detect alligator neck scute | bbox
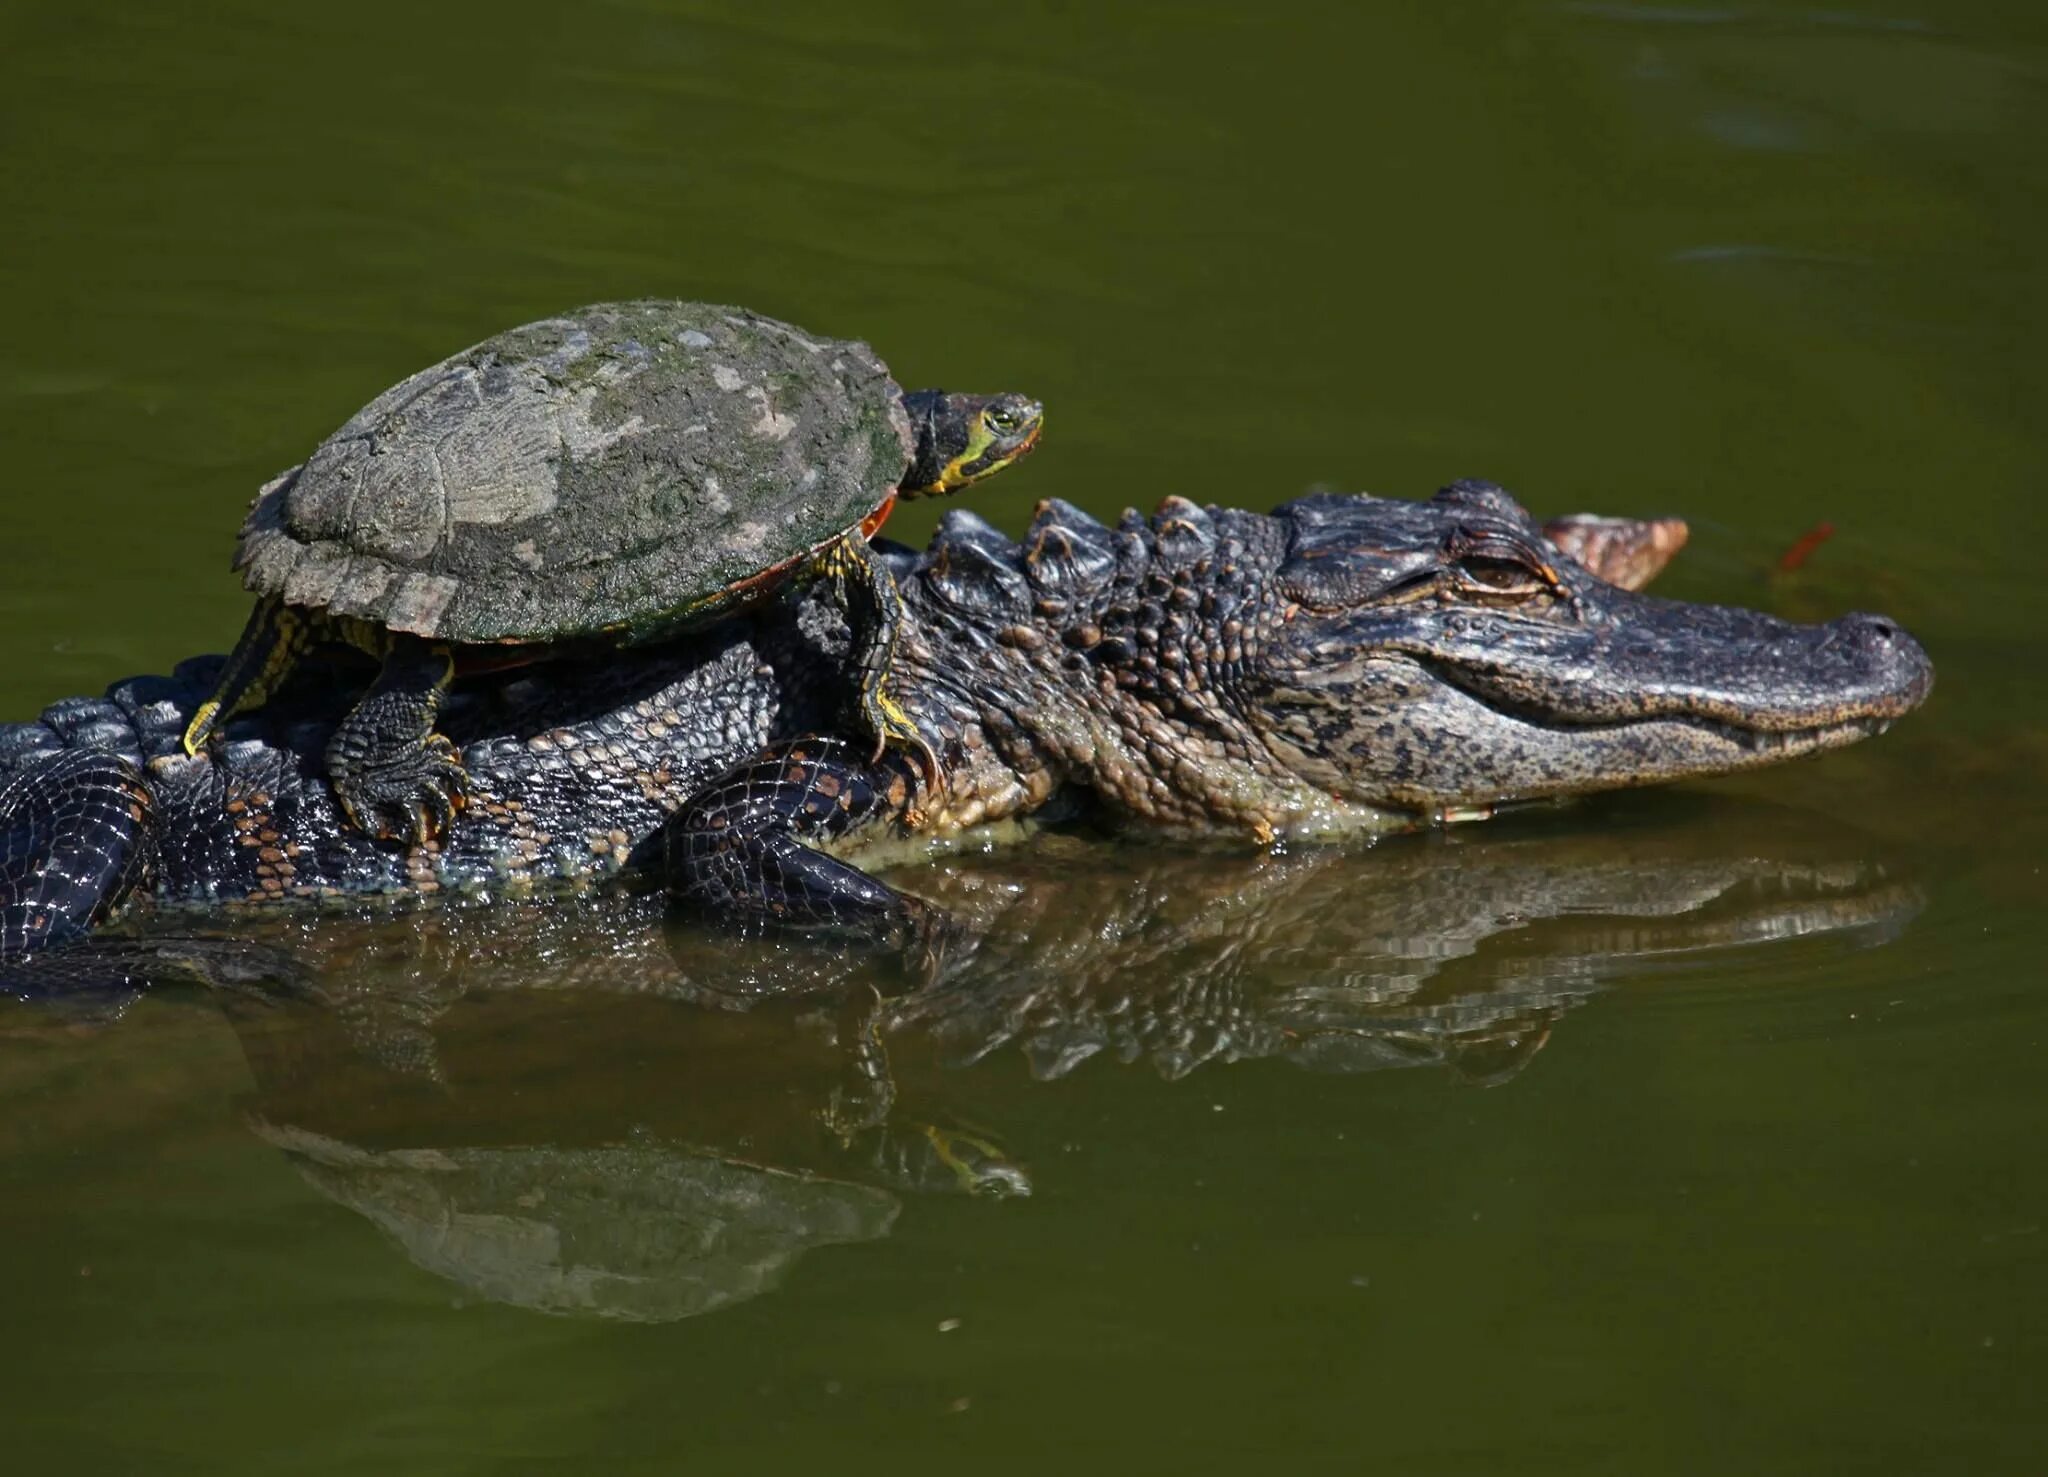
[891,498,1361,842]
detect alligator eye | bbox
[1455,556,1546,595]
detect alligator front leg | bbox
[663,737,938,947]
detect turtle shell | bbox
[233,301,917,643]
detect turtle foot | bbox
[333,735,468,846]
[861,690,943,800]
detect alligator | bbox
[0,480,1931,981]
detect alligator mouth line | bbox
[1617,709,1900,756]
[1417,661,1903,754]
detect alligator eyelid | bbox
[1452,562,1541,593]
[1447,524,1522,555]
[1379,570,1446,604]
[1285,564,1441,610]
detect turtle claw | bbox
[862,694,943,799]
[876,731,943,798]
[415,748,468,834]
[334,739,468,847]
[909,736,944,796]
[404,803,439,846]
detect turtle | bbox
[180,300,1044,843]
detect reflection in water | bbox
[248,1125,902,1324]
[199,797,1918,1322]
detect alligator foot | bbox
[663,737,939,951]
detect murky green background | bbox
[3,1,2045,1471]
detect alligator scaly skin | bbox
[0,616,837,911]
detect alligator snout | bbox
[1813,611,1935,720]
[1842,611,1933,688]
[1257,540,1937,814]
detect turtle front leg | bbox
[812,534,942,792]
[323,639,468,845]
[182,596,319,754]
[664,736,947,954]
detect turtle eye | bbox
[984,406,1019,435]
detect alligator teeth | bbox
[1436,804,1496,825]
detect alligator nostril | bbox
[1835,613,1933,702]
[1843,613,1900,648]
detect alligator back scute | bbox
[925,509,1032,620]
[1150,496,1217,571]
[1021,499,1118,601]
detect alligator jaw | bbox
[1401,701,1909,809]
[1250,502,1933,818]
[1268,601,1933,816]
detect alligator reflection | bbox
[218,796,1919,1322]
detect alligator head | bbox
[1248,479,1932,818]
[908,479,1931,840]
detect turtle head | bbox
[899,390,1044,497]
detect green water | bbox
[3,1,2045,1471]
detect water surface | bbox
[2,2,2044,1472]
